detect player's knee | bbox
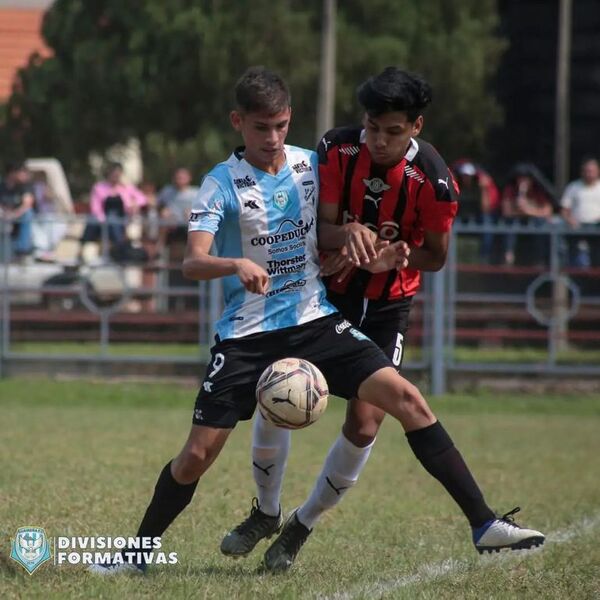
[343,414,382,447]
[172,446,213,483]
[396,381,434,421]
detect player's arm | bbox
[406,230,449,272]
[182,231,269,295]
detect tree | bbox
[0,0,505,187]
[335,0,506,161]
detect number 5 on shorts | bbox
[392,333,404,367]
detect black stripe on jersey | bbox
[341,152,361,216]
[410,138,457,203]
[380,177,410,299]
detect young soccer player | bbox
[222,67,545,572]
[91,66,543,575]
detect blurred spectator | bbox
[501,163,555,266]
[560,157,600,267]
[158,167,198,246]
[80,162,147,262]
[0,162,34,259]
[30,170,68,260]
[452,160,500,263]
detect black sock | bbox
[406,421,495,528]
[136,461,199,539]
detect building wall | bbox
[0,6,51,101]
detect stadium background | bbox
[0,1,599,598]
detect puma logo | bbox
[272,390,294,406]
[438,177,449,189]
[253,461,275,476]
[326,476,349,496]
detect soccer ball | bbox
[256,358,329,429]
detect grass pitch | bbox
[1,378,599,599]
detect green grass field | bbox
[1,378,600,599]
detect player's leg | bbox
[220,329,299,558]
[295,299,409,531]
[89,424,232,575]
[220,414,287,557]
[358,367,545,553]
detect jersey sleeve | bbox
[418,172,459,233]
[317,130,343,205]
[188,175,227,234]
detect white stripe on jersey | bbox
[189,145,336,340]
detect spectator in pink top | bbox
[89,162,147,222]
[80,162,147,259]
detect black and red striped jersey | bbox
[319,125,458,300]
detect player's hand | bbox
[344,222,378,266]
[234,258,270,295]
[367,240,411,273]
[320,248,352,277]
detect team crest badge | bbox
[273,190,289,211]
[10,527,52,574]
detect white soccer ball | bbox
[256,358,329,429]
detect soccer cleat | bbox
[263,510,312,572]
[473,507,545,554]
[220,497,283,557]
[87,553,146,576]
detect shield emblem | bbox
[273,190,289,211]
[11,527,52,574]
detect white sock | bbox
[296,432,375,530]
[252,413,291,517]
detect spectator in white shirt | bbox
[561,157,600,266]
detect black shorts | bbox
[193,314,391,428]
[326,291,412,371]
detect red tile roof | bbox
[0,8,51,100]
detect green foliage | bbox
[0,0,505,187]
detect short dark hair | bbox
[357,67,432,121]
[234,66,291,115]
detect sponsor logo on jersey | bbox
[273,190,289,210]
[266,279,307,297]
[291,160,313,174]
[266,255,306,276]
[233,175,257,189]
[362,177,391,193]
[303,180,316,204]
[244,199,259,209]
[342,211,401,241]
[250,217,314,246]
[189,212,201,222]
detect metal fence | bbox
[1,215,599,391]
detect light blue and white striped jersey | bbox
[188,145,336,340]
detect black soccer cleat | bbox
[221,497,283,557]
[263,510,312,572]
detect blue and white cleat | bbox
[473,507,545,554]
[88,553,146,576]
